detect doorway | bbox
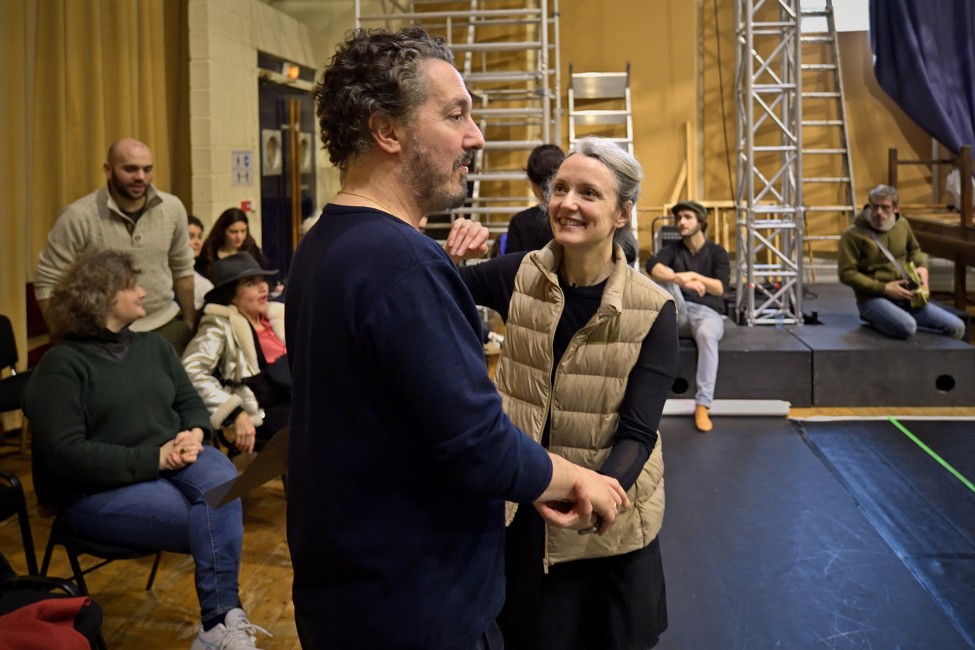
[258,79,316,280]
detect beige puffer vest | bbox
[495,242,672,570]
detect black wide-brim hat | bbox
[203,252,277,303]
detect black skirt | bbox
[498,506,668,650]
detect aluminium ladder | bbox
[567,62,639,266]
[799,0,856,281]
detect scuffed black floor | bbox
[800,418,975,648]
[655,416,973,649]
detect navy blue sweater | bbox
[286,205,553,649]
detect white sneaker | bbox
[191,608,270,650]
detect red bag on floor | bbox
[0,596,92,650]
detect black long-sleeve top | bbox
[458,252,678,489]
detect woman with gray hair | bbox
[451,136,678,648]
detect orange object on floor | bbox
[694,404,712,432]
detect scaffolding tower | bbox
[356,0,561,245]
[734,0,804,325]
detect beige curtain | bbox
[0,0,188,367]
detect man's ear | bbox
[369,112,401,154]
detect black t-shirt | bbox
[647,239,730,314]
[504,206,553,254]
[120,205,147,225]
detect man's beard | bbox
[680,221,701,239]
[402,133,472,214]
[870,212,896,232]
[109,170,146,201]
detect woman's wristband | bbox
[221,406,245,428]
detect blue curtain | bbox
[870,0,975,154]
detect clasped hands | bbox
[672,271,706,297]
[535,466,631,536]
[445,218,631,532]
[159,428,205,471]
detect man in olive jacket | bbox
[837,184,965,340]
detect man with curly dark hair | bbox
[286,26,630,649]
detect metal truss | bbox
[734,0,804,325]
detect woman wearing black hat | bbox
[182,252,288,454]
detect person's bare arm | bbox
[651,264,723,298]
[36,298,51,326]
[174,274,196,330]
[649,263,676,284]
[674,272,723,296]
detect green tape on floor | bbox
[889,416,975,494]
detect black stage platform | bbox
[657,415,975,649]
[669,283,975,407]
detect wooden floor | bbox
[2,404,974,648]
[0,449,299,649]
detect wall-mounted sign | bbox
[232,150,253,187]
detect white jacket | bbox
[181,302,286,430]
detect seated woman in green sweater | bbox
[23,249,268,650]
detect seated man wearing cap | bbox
[646,201,730,432]
[182,252,288,455]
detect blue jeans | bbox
[665,284,725,406]
[64,447,243,623]
[857,297,966,340]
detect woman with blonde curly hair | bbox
[25,249,268,650]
